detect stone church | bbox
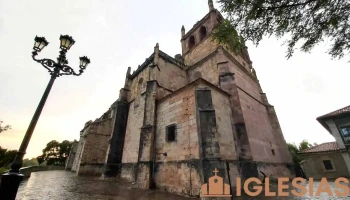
[67,1,294,196]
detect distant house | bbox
[299,105,350,179]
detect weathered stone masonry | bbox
[68,0,294,197]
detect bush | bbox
[0,167,8,174]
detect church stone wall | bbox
[187,56,219,86]
[257,163,294,179]
[207,84,237,160]
[120,96,146,180]
[156,85,172,100]
[226,58,262,101]
[129,68,150,102]
[71,136,85,172]
[156,57,187,91]
[184,38,218,66]
[238,90,277,163]
[156,85,198,161]
[65,141,78,170]
[154,85,201,196]
[222,46,251,72]
[78,119,113,175]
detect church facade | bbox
[67,1,294,196]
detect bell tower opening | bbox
[200,26,207,40]
[188,35,196,49]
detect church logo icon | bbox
[200,168,232,198]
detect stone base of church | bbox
[77,163,105,176]
[256,162,295,179]
[99,160,294,197]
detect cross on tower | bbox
[213,168,219,176]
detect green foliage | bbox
[0,120,11,133]
[22,158,39,167]
[0,167,8,174]
[36,140,73,166]
[0,146,17,168]
[212,19,246,55]
[215,0,350,60]
[287,139,315,165]
[299,139,313,151]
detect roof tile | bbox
[317,105,350,120]
[300,142,340,153]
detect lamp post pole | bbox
[0,35,90,200]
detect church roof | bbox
[128,50,187,79]
[299,142,340,154]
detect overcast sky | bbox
[0,0,348,159]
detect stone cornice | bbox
[186,47,219,71]
[236,86,266,107]
[221,47,258,82]
[157,78,230,104]
[128,50,187,80]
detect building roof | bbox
[316,105,350,133]
[317,105,350,121]
[299,142,340,154]
[128,50,187,79]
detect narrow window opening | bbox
[166,124,177,142]
[193,71,202,80]
[199,26,207,40]
[271,149,275,155]
[188,36,195,49]
[323,160,333,170]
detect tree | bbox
[36,140,73,166]
[287,142,302,164]
[0,146,17,168]
[299,139,313,151]
[214,0,350,60]
[287,139,315,165]
[0,120,11,133]
[22,158,39,167]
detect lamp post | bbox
[0,35,90,200]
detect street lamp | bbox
[0,35,90,200]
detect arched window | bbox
[199,26,207,40]
[188,35,195,49]
[138,78,144,94]
[193,71,202,80]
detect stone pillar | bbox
[217,48,258,183]
[195,88,229,188]
[326,119,346,148]
[265,101,293,164]
[134,80,157,189]
[208,0,214,11]
[103,100,129,178]
[181,26,186,55]
[65,141,78,170]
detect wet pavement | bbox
[16,171,194,200]
[15,171,350,200]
